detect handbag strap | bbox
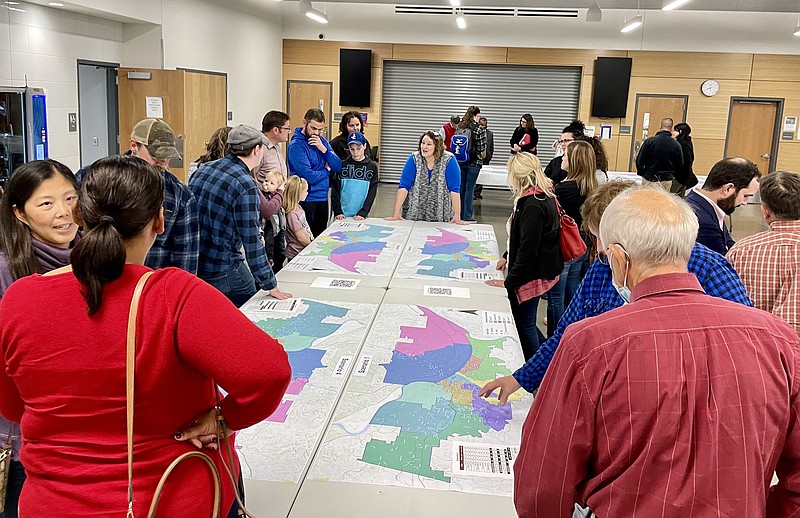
[127,271,154,518]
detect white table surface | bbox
[478,165,707,189]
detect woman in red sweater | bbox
[0,156,291,517]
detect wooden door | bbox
[287,81,333,141]
[726,99,779,174]
[628,95,688,171]
[184,71,227,179]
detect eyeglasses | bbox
[278,126,292,132]
[557,138,575,145]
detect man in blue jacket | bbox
[287,108,342,237]
[685,157,760,255]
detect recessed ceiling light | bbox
[662,0,691,10]
[450,0,461,6]
[5,1,21,5]
[7,6,26,11]
[49,2,65,6]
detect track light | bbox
[662,0,691,10]
[450,0,461,6]
[298,0,328,24]
[620,15,643,33]
[794,22,800,36]
[586,1,602,22]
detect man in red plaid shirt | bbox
[727,170,800,336]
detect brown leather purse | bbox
[0,426,11,513]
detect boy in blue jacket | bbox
[286,108,342,237]
[331,132,379,221]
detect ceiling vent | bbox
[395,5,579,18]
[516,8,579,18]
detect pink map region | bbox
[285,377,309,395]
[266,400,292,423]
[329,249,382,272]
[395,307,470,356]
[426,228,464,247]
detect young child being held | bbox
[283,175,314,261]
[331,131,379,221]
[262,170,287,273]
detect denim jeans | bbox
[459,162,481,220]
[0,460,25,518]
[546,250,589,337]
[507,287,545,360]
[203,261,257,308]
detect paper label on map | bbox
[310,277,361,290]
[452,443,518,478]
[331,222,366,230]
[354,355,373,377]
[475,230,494,241]
[333,356,353,377]
[241,298,300,313]
[457,270,502,281]
[285,256,325,271]
[481,310,514,336]
[424,285,471,299]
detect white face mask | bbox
[609,246,632,304]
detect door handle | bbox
[761,153,770,159]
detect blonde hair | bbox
[265,170,286,184]
[282,176,308,213]
[506,152,553,198]
[565,140,598,196]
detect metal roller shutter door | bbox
[379,60,582,183]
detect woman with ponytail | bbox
[0,159,79,518]
[0,156,291,517]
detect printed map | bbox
[306,304,530,495]
[281,220,410,276]
[237,298,377,482]
[394,224,503,283]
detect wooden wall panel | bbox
[776,142,800,172]
[751,55,800,83]
[691,138,726,175]
[748,80,800,117]
[615,135,633,172]
[184,72,227,182]
[627,51,753,80]
[506,48,626,69]
[283,40,392,67]
[391,44,508,64]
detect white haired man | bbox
[514,187,800,517]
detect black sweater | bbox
[510,127,539,154]
[505,193,563,289]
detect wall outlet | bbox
[68,113,77,132]
[92,136,98,146]
[227,111,233,121]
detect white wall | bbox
[282,3,800,55]
[1,3,123,171]
[160,0,284,129]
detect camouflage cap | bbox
[130,119,181,161]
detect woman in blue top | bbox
[386,131,465,224]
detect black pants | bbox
[299,200,329,238]
[0,460,25,518]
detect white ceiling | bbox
[317,0,800,13]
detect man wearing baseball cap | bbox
[331,131,379,220]
[189,124,292,307]
[75,118,199,274]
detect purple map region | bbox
[329,241,387,272]
[421,229,469,255]
[395,307,470,356]
[285,378,309,396]
[467,381,511,431]
[266,400,292,423]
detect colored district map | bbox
[283,220,410,275]
[394,224,503,282]
[237,298,377,482]
[307,304,531,495]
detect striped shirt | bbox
[727,220,800,336]
[514,273,800,518]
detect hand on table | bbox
[353,215,365,221]
[477,375,522,406]
[269,287,293,300]
[495,258,507,271]
[484,279,505,288]
[451,217,468,225]
[334,214,345,220]
[384,214,404,221]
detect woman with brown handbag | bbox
[0,156,291,517]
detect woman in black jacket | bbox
[485,152,563,359]
[510,114,539,155]
[671,122,697,197]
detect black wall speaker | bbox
[339,49,372,108]
[591,57,633,118]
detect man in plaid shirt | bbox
[479,180,753,402]
[76,119,199,274]
[728,170,800,336]
[189,125,292,307]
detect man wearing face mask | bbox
[685,157,760,255]
[479,180,751,404]
[75,118,199,274]
[513,187,800,518]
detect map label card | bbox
[481,310,515,336]
[310,277,361,290]
[424,285,471,299]
[285,256,325,271]
[354,355,373,377]
[242,298,300,313]
[333,355,353,377]
[475,230,495,241]
[457,270,503,281]
[331,221,366,230]
[452,443,518,479]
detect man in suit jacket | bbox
[685,157,760,255]
[635,118,683,189]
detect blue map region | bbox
[371,398,455,435]
[417,257,490,278]
[267,300,348,340]
[382,343,473,384]
[421,242,468,255]
[287,348,326,378]
[328,225,393,242]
